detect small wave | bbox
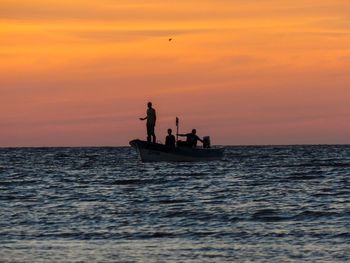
[292,210,339,220]
[30,232,114,240]
[333,232,350,238]
[285,172,323,180]
[138,232,178,239]
[292,162,350,168]
[251,209,287,222]
[137,231,233,239]
[78,162,96,169]
[170,172,208,177]
[111,179,156,185]
[164,210,193,218]
[54,153,71,158]
[157,199,187,204]
[0,195,18,201]
[0,180,38,186]
[313,191,350,198]
[312,193,334,197]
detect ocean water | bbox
[0,145,350,262]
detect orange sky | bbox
[1,0,350,146]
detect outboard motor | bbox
[203,136,211,148]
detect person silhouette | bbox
[165,128,176,148]
[140,102,156,143]
[177,129,203,147]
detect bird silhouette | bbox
[169,38,172,41]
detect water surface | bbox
[1,145,349,262]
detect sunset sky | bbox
[1,0,350,146]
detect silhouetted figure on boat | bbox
[165,128,176,148]
[140,102,156,143]
[177,129,203,148]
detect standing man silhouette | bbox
[140,102,156,143]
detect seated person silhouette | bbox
[165,128,176,148]
[177,129,203,147]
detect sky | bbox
[1,0,350,146]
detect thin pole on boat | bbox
[176,117,179,142]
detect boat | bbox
[129,139,224,162]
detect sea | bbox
[0,145,349,262]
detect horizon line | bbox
[1,143,349,149]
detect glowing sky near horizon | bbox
[1,0,350,146]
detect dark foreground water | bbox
[0,145,350,262]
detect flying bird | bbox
[169,38,172,41]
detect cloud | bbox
[2,0,349,25]
[67,28,214,42]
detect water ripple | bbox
[0,145,350,262]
